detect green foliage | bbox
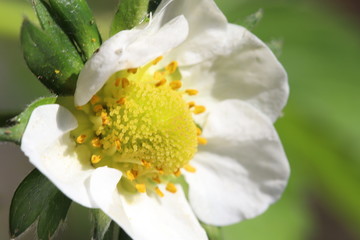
[9,169,72,240]
[110,0,149,36]
[48,0,102,60]
[201,223,223,240]
[0,97,56,144]
[21,19,83,95]
[91,209,113,240]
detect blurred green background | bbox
[1,0,360,239]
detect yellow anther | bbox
[115,78,121,87]
[197,137,208,145]
[155,187,164,197]
[174,169,181,177]
[141,160,152,168]
[135,184,146,193]
[154,71,165,81]
[91,38,97,42]
[157,168,164,175]
[185,89,199,96]
[91,155,102,164]
[152,56,163,65]
[90,95,101,105]
[188,101,195,108]
[115,139,121,150]
[127,68,138,74]
[54,69,60,74]
[184,164,196,173]
[153,176,161,184]
[91,138,101,148]
[155,79,167,87]
[196,127,202,136]
[93,105,103,113]
[76,134,86,144]
[166,183,177,193]
[193,105,206,114]
[116,97,126,105]
[101,112,109,125]
[126,170,137,181]
[170,80,182,90]
[165,61,178,74]
[76,106,83,110]
[122,78,130,88]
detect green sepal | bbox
[91,209,113,240]
[267,39,284,58]
[21,19,83,95]
[110,0,149,36]
[0,96,56,144]
[201,223,223,240]
[243,9,263,30]
[48,0,101,60]
[9,169,72,239]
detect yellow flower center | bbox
[69,57,207,196]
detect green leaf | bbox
[9,169,72,239]
[110,0,149,36]
[91,209,113,240]
[0,96,56,144]
[48,0,101,60]
[148,0,162,14]
[21,19,83,95]
[118,227,132,240]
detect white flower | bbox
[21,0,289,239]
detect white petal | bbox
[90,167,207,240]
[75,15,189,106]
[21,104,96,208]
[154,0,228,65]
[181,24,288,122]
[184,100,289,226]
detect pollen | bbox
[174,169,181,177]
[90,95,101,105]
[152,56,163,65]
[76,135,86,144]
[122,78,130,88]
[165,61,178,74]
[184,164,196,173]
[155,79,167,87]
[198,137,208,145]
[196,127,202,136]
[188,101,195,108]
[116,97,126,105]
[155,187,164,197]
[170,80,182,90]
[185,89,199,96]
[127,68,138,74]
[91,155,102,164]
[93,105,103,113]
[166,183,177,193]
[135,184,146,193]
[193,105,206,114]
[54,69,60,74]
[91,138,101,148]
[126,170,137,181]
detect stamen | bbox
[54,69,60,74]
[193,105,206,114]
[188,101,195,108]
[115,139,121,150]
[152,56,163,65]
[135,184,146,193]
[155,79,167,87]
[184,164,196,173]
[142,160,152,168]
[155,187,164,197]
[154,71,165,81]
[153,176,161,184]
[126,170,137,181]
[122,78,130,88]
[101,112,109,125]
[116,97,126,105]
[165,61,178,74]
[170,80,182,90]
[91,155,102,164]
[196,127,202,136]
[90,95,101,105]
[76,135,86,144]
[115,78,121,87]
[198,137,208,145]
[166,183,177,193]
[93,105,103,113]
[91,138,101,148]
[127,68,138,74]
[185,89,199,96]
[174,169,181,177]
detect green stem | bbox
[0,127,21,144]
